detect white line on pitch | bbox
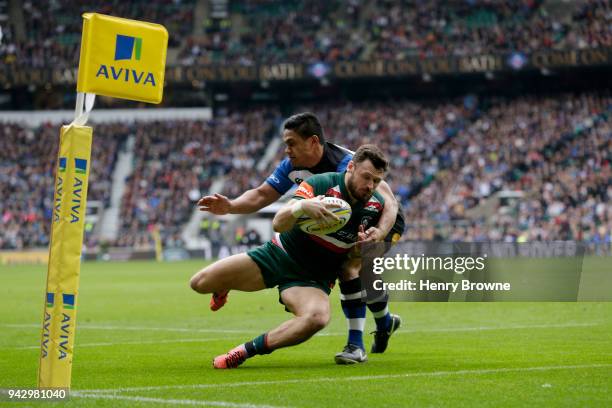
[13,337,244,350]
[2,323,255,334]
[72,392,288,408]
[423,322,601,332]
[2,321,599,337]
[11,322,598,350]
[79,363,612,394]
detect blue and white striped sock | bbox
[340,278,366,350]
[367,292,391,331]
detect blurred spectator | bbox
[2,94,609,252]
[4,0,610,68]
[0,121,124,249]
[116,108,280,248]
[402,93,611,244]
[3,0,194,68]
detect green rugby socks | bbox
[244,333,272,357]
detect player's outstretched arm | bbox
[198,182,281,215]
[273,197,340,233]
[368,180,399,241]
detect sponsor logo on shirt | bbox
[326,186,342,198]
[295,182,315,199]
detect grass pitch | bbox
[1,258,610,407]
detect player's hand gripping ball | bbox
[297,197,352,235]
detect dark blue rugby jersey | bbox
[266,142,353,195]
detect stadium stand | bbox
[2,92,609,250]
[400,93,611,243]
[3,0,610,67]
[2,0,195,68]
[116,108,279,248]
[366,0,612,60]
[1,1,610,255]
[0,121,124,249]
[258,92,610,244]
[182,0,612,64]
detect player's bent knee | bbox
[189,269,212,294]
[304,309,330,333]
[339,259,361,281]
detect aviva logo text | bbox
[95,33,156,86]
[115,34,142,61]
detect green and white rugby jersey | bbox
[276,171,384,282]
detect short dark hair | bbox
[283,112,325,144]
[353,144,388,172]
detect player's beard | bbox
[347,174,373,204]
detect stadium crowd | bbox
[2,0,610,68]
[400,93,611,244]
[0,121,124,249]
[1,92,610,250]
[367,0,612,60]
[498,112,611,246]
[248,92,610,246]
[295,99,472,203]
[180,0,612,64]
[116,109,279,248]
[1,0,195,68]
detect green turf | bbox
[0,259,610,407]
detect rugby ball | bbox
[297,197,352,235]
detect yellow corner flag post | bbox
[38,125,92,388]
[38,13,167,389]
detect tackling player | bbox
[198,113,404,363]
[191,145,389,368]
